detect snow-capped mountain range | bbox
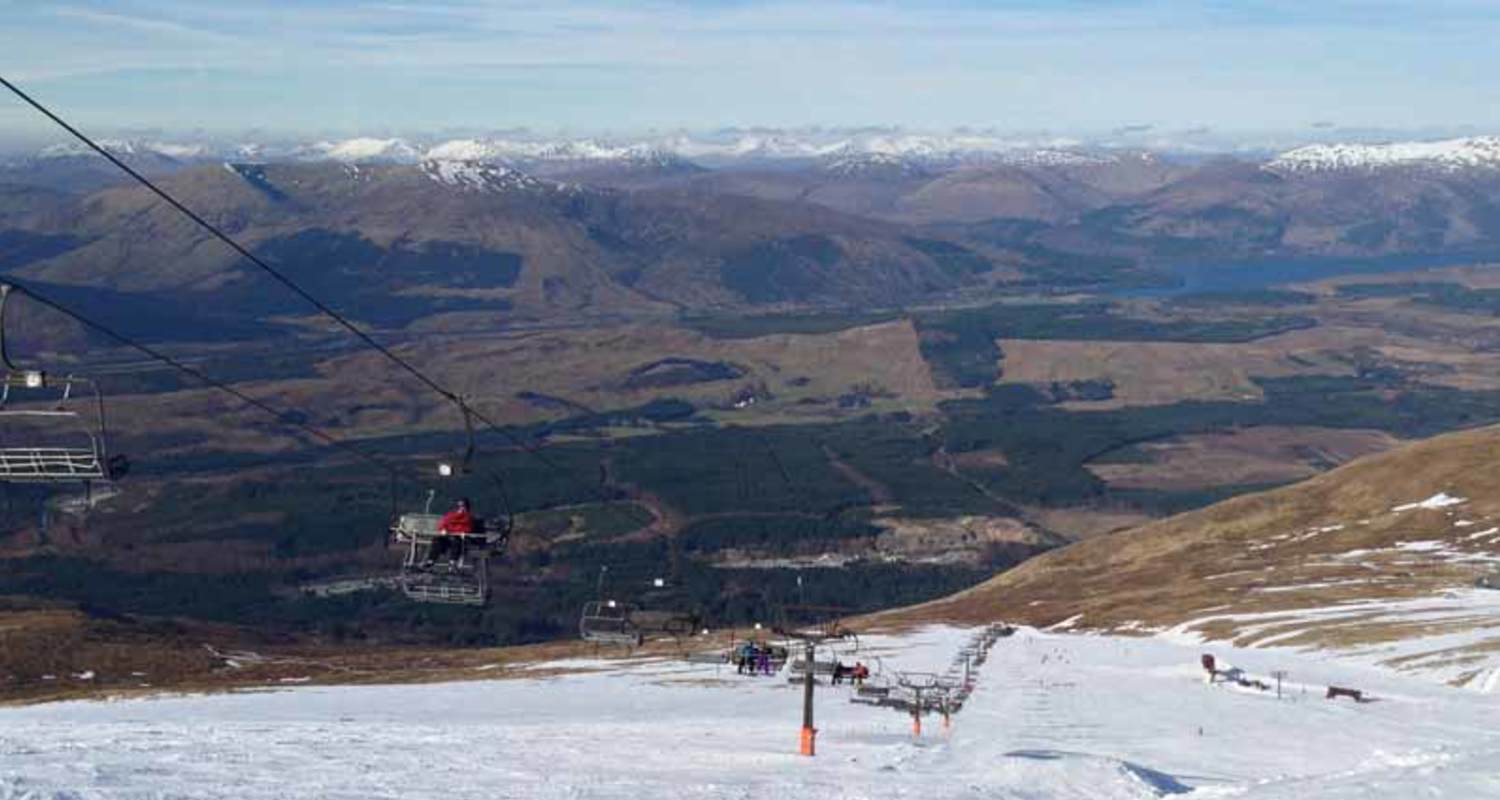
[302,137,422,163]
[424,138,685,166]
[36,139,210,161]
[419,159,546,193]
[13,132,1118,169]
[15,131,1500,178]
[1266,136,1500,174]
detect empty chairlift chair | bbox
[0,285,126,491]
[579,599,644,646]
[0,375,113,481]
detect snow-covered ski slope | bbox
[4,625,1499,799]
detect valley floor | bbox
[2,625,1499,799]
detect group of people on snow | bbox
[735,642,781,675]
[732,641,869,687]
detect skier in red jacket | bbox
[424,498,476,567]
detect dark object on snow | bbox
[1326,686,1364,702]
[1475,572,1500,590]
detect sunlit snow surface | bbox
[1267,136,1500,173]
[420,159,542,192]
[4,626,1500,799]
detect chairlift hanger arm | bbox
[459,399,477,473]
[0,285,48,401]
[0,283,21,374]
[486,469,515,537]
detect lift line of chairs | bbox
[1,283,716,623]
[2,282,518,607]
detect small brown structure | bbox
[1326,686,1363,702]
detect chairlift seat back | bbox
[627,609,698,636]
[393,512,491,546]
[395,512,443,537]
[787,658,840,675]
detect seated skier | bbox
[424,497,476,568]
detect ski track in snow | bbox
[4,626,1500,799]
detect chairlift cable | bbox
[1,279,396,478]
[0,75,613,506]
[0,76,456,407]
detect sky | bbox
[0,0,1497,146]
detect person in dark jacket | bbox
[736,642,755,675]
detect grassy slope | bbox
[880,423,1500,680]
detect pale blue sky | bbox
[1,1,1496,143]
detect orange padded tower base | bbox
[799,726,817,756]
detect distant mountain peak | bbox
[37,139,137,159]
[307,137,420,164]
[419,159,544,192]
[34,139,205,162]
[821,151,931,178]
[820,140,1119,173]
[423,138,511,163]
[1266,136,1500,174]
[998,148,1118,167]
[423,138,696,172]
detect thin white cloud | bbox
[50,6,240,41]
[1,0,1496,134]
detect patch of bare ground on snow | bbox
[0,602,715,705]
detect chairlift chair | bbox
[388,406,516,607]
[391,491,497,606]
[787,656,842,676]
[631,576,701,638]
[627,608,700,638]
[578,568,701,646]
[0,284,126,493]
[579,599,644,646]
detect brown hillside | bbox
[880,423,1500,684]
